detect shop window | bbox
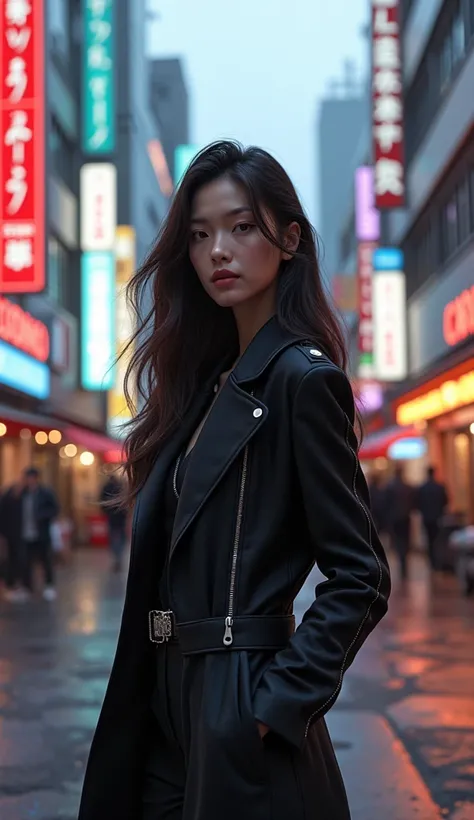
[452,6,466,67]
[48,236,73,309]
[457,177,471,244]
[441,196,459,260]
[49,117,75,191]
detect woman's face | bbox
[189,176,297,310]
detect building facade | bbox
[0,0,171,540]
[386,0,474,521]
[150,58,190,186]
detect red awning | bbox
[64,424,122,454]
[359,425,419,461]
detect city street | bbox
[0,549,474,820]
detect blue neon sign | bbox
[81,252,115,390]
[373,247,404,271]
[0,340,50,399]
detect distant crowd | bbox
[368,465,449,579]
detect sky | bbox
[147,0,369,229]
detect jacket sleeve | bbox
[253,364,391,748]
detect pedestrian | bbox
[385,466,415,580]
[416,466,448,570]
[100,472,128,573]
[21,467,59,601]
[0,479,28,602]
[368,472,388,535]
[78,140,390,820]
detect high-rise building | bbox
[317,62,367,284]
[150,58,190,185]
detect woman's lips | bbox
[211,270,240,288]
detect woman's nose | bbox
[211,237,232,263]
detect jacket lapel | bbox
[169,317,299,558]
[169,378,267,557]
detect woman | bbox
[79,141,390,820]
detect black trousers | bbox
[24,539,54,590]
[391,519,411,579]
[142,642,186,820]
[423,520,440,569]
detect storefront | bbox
[0,297,121,543]
[392,251,474,523]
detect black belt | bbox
[149,611,295,655]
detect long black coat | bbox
[79,318,390,820]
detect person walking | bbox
[21,467,59,601]
[385,466,415,580]
[78,140,390,820]
[0,480,28,602]
[368,473,388,535]
[417,466,448,570]
[100,473,128,573]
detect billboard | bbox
[80,163,117,251]
[372,247,407,381]
[0,0,45,292]
[83,0,115,154]
[107,226,136,437]
[81,251,115,390]
[371,0,405,209]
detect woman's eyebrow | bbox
[190,206,254,225]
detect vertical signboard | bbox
[372,247,407,381]
[355,167,380,378]
[0,0,45,292]
[81,251,115,390]
[107,226,136,437]
[372,0,405,209]
[83,0,115,154]
[357,242,377,377]
[80,163,117,251]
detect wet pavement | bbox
[0,548,473,819]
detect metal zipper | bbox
[223,444,250,646]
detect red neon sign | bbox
[0,295,49,361]
[0,0,45,292]
[443,286,474,347]
[372,0,405,209]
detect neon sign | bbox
[443,286,474,347]
[0,295,49,361]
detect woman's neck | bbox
[232,286,277,356]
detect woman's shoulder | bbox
[273,340,346,384]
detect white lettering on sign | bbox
[4,236,33,271]
[6,0,32,27]
[372,0,405,208]
[6,165,27,213]
[6,56,27,102]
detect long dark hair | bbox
[122,140,347,503]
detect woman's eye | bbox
[234,223,255,234]
[191,230,207,241]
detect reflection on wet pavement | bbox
[0,549,473,819]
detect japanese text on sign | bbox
[83,0,115,154]
[357,241,377,377]
[371,0,405,209]
[0,0,45,292]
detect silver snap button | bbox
[253,408,263,418]
[310,349,322,357]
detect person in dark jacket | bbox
[21,467,59,601]
[0,480,27,602]
[78,141,390,820]
[100,473,128,573]
[385,466,415,580]
[416,466,448,570]
[368,473,388,534]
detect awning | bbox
[64,424,122,454]
[0,404,61,436]
[359,425,419,461]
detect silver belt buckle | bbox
[149,610,175,644]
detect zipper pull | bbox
[223,616,234,646]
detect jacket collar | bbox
[232,315,300,384]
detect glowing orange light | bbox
[397,369,474,426]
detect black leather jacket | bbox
[79,317,390,820]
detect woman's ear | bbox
[282,221,301,260]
